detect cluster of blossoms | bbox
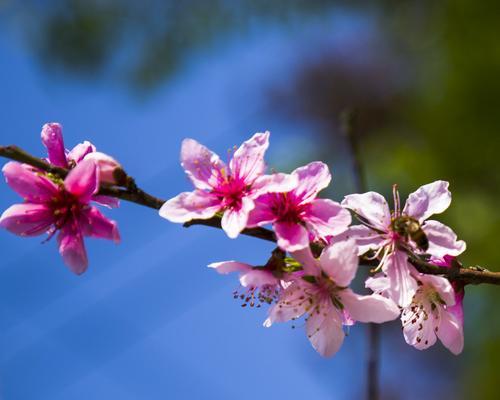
[0,127,467,357]
[160,132,466,356]
[0,123,122,274]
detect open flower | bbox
[264,240,399,357]
[159,132,297,238]
[342,181,466,307]
[0,159,120,274]
[41,122,122,186]
[399,273,464,354]
[247,162,351,252]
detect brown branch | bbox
[2,144,500,285]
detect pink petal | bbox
[365,274,390,293]
[339,289,400,323]
[422,220,466,258]
[290,247,321,275]
[306,303,345,357]
[159,190,221,223]
[341,192,391,231]
[91,195,120,208]
[304,199,351,239]
[84,152,121,184]
[57,223,88,275]
[180,138,226,191]
[264,281,310,325]
[339,225,387,255]
[437,310,464,355]
[221,196,254,239]
[274,221,309,252]
[208,261,252,274]
[403,180,451,222]
[64,159,98,203]
[292,161,331,203]
[402,304,438,351]
[79,207,120,243]
[251,172,298,197]
[229,131,269,183]
[41,123,68,167]
[0,203,53,236]
[319,239,359,287]
[246,194,277,227]
[417,274,455,306]
[67,141,96,163]
[382,250,418,307]
[2,162,58,202]
[240,269,278,288]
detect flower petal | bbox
[339,289,400,323]
[319,239,359,287]
[290,247,321,275]
[84,151,121,184]
[208,260,252,274]
[67,141,96,163]
[264,281,310,325]
[64,159,98,203]
[403,180,451,222]
[422,220,466,258]
[274,221,310,252]
[0,203,53,236]
[230,131,269,183]
[159,190,221,223]
[2,162,58,202]
[246,194,278,227]
[41,123,68,167]
[417,273,455,306]
[251,172,298,197]
[79,207,120,243]
[382,250,418,307]
[180,138,226,190]
[240,269,278,288]
[340,224,388,255]
[221,196,254,239]
[437,309,464,355]
[91,195,120,208]
[305,199,351,239]
[306,303,345,357]
[402,303,438,351]
[57,224,88,275]
[342,192,391,231]
[292,161,331,203]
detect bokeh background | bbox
[1,1,499,399]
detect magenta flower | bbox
[209,260,282,307]
[247,162,351,252]
[264,240,399,357]
[41,122,122,186]
[399,273,464,354]
[159,132,297,238]
[0,159,120,274]
[342,181,466,307]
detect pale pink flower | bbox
[41,122,122,187]
[209,260,282,307]
[0,159,120,274]
[399,273,464,354]
[247,162,351,252]
[342,181,466,307]
[264,240,399,357]
[159,132,297,238]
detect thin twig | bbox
[1,144,500,286]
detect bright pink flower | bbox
[159,132,297,238]
[343,181,466,307]
[264,240,399,357]
[0,159,120,274]
[247,162,351,252]
[209,260,282,307]
[399,273,464,354]
[41,123,122,186]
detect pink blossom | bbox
[0,159,120,274]
[41,123,122,186]
[398,273,464,354]
[159,132,297,238]
[342,181,466,307]
[264,240,399,357]
[209,260,282,307]
[247,162,351,252]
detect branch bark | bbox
[1,144,500,286]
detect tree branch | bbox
[1,144,500,286]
